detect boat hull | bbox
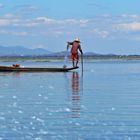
[0,66,79,72]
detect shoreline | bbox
[1,55,140,61]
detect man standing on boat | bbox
[67,38,83,67]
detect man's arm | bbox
[67,42,73,50]
[67,42,73,45]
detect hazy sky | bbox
[1,0,140,54]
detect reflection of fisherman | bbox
[72,72,79,95]
[71,72,80,118]
[67,38,83,68]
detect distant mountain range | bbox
[0,45,105,56]
[0,46,51,56]
[0,45,140,58]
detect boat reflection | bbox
[0,72,21,77]
[70,72,82,118]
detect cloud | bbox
[115,22,140,31]
[0,29,28,36]
[0,14,118,39]
[0,15,21,27]
[120,14,139,19]
[0,19,10,26]
[35,17,58,25]
[1,13,140,41]
[91,29,110,38]
[113,14,140,31]
[1,16,89,28]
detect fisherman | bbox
[67,38,83,67]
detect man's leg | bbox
[72,60,75,67]
[71,54,75,67]
[75,54,79,67]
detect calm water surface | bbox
[0,60,140,140]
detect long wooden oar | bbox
[81,53,83,76]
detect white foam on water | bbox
[32,127,36,130]
[36,118,44,123]
[12,127,18,132]
[14,120,20,124]
[75,122,80,126]
[18,110,23,114]
[65,108,71,112]
[38,129,48,135]
[30,121,33,125]
[49,85,54,89]
[0,117,5,120]
[38,94,42,97]
[31,116,36,119]
[111,107,116,111]
[13,96,17,99]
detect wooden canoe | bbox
[0,66,79,72]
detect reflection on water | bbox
[72,72,79,94]
[71,72,82,118]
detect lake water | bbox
[0,59,140,140]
